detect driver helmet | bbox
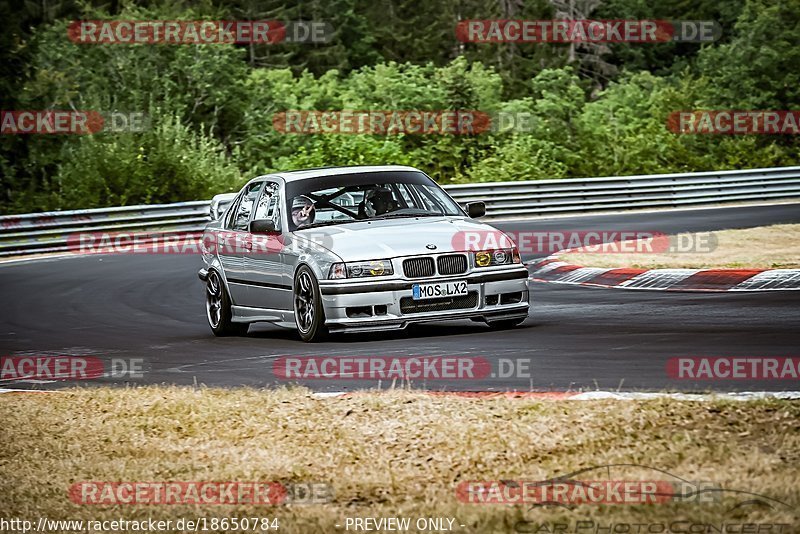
[364,187,395,217]
[291,195,315,227]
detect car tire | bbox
[206,270,249,337]
[294,265,328,342]
[486,317,526,330]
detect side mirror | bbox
[465,201,486,219]
[249,219,279,234]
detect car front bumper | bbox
[317,267,530,333]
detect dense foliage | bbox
[1,0,798,213]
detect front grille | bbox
[403,257,435,278]
[437,254,468,275]
[400,291,478,314]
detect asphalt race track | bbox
[2,203,799,393]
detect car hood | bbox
[294,217,508,261]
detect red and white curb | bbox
[527,256,800,291]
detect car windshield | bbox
[285,171,463,231]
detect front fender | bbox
[288,234,343,282]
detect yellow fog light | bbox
[369,261,386,275]
[476,251,491,267]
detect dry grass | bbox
[562,224,800,269]
[1,387,799,533]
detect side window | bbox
[232,182,263,231]
[253,182,280,221]
[224,194,243,230]
[271,195,282,232]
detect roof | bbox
[271,165,421,183]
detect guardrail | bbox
[0,201,209,257]
[445,166,800,218]
[1,166,799,257]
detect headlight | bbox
[473,247,520,267]
[329,260,394,279]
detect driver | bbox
[291,195,316,228]
[363,187,397,217]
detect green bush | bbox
[467,136,569,182]
[49,117,242,210]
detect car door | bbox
[241,181,292,311]
[219,180,263,305]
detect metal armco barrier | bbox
[1,166,799,257]
[0,201,209,257]
[445,166,800,218]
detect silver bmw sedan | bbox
[198,165,529,341]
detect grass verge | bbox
[561,224,800,269]
[1,387,798,533]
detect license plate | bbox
[412,280,468,300]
